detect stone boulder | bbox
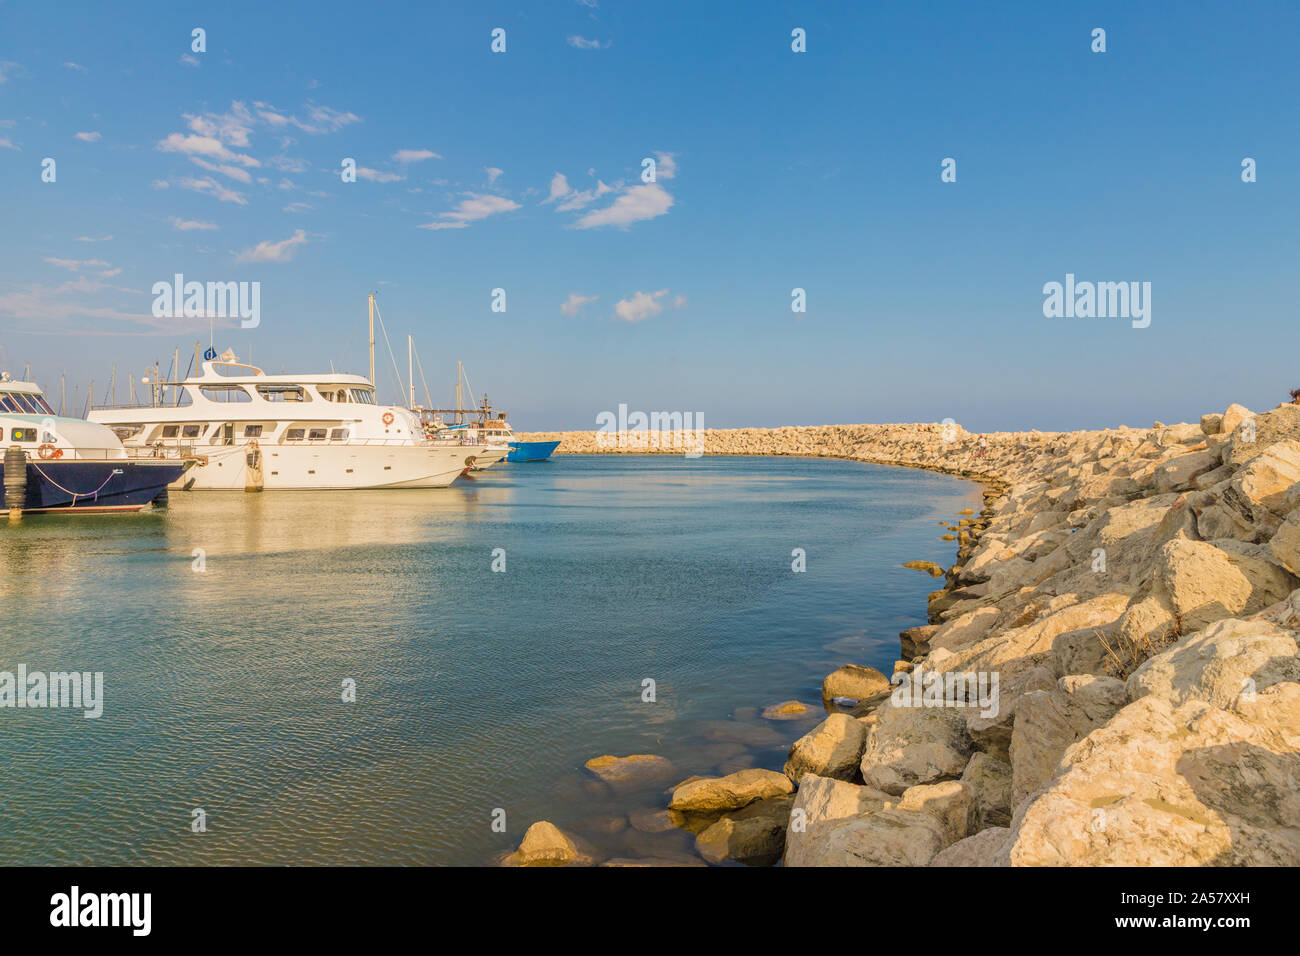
[1008,674,1128,807]
[503,821,595,867]
[930,826,1011,866]
[960,752,1013,829]
[783,713,867,784]
[782,773,894,867]
[1128,617,1300,708]
[695,795,794,866]
[668,768,794,814]
[1002,688,1300,865]
[859,699,972,794]
[584,754,677,791]
[821,664,891,703]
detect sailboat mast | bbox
[456,360,463,423]
[408,335,415,409]
[368,293,376,387]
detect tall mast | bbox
[456,360,463,422]
[408,335,415,409]
[368,293,376,387]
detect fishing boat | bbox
[0,373,191,513]
[87,351,487,490]
[416,364,560,464]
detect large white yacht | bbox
[88,354,487,490]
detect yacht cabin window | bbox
[286,428,305,441]
[244,425,264,437]
[162,425,180,438]
[256,385,309,403]
[307,428,327,441]
[182,425,202,438]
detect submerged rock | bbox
[694,795,795,866]
[669,768,794,814]
[502,821,595,867]
[821,664,891,703]
[584,754,676,791]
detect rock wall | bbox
[512,403,1300,866]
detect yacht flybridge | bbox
[88,354,488,490]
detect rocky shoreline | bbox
[506,409,1300,866]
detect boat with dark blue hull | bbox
[1,374,191,514]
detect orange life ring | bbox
[38,443,57,460]
[382,412,395,426]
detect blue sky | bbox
[2,1,1298,431]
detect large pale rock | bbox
[897,780,974,844]
[785,806,948,866]
[1128,617,1300,708]
[1152,449,1220,494]
[821,664,891,702]
[931,826,1011,866]
[503,821,593,867]
[694,795,794,866]
[1003,689,1300,865]
[1008,675,1128,807]
[1220,403,1254,440]
[782,773,893,867]
[1156,539,1252,631]
[1223,440,1300,527]
[859,699,972,794]
[960,751,1012,828]
[783,713,867,784]
[1269,512,1300,576]
[929,606,1000,654]
[669,768,794,813]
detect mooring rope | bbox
[29,462,119,506]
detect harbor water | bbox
[0,454,980,865]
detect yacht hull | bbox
[173,443,477,490]
[0,459,188,512]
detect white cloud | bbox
[158,132,259,169]
[45,257,110,272]
[151,179,170,189]
[613,289,672,323]
[0,137,20,151]
[188,157,254,182]
[556,179,614,211]
[418,193,520,230]
[178,176,248,205]
[654,151,677,179]
[485,166,503,184]
[0,61,23,84]
[63,62,88,73]
[393,148,440,164]
[561,293,598,316]
[572,182,674,229]
[355,167,404,183]
[545,172,570,202]
[170,217,219,231]
[235,229,309,264]
[567,36,606,50]
[74,131,101,143]
[74,235,113,242]
[282,202,313,214]
[179,54,200,67]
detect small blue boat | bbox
[507,440,561,463]
[1,375,190,514]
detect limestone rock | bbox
[859,699,972,795]
[503,821,594,867]
[695,795,794,866]
[669,768,794,814]
[960,752,1013,829]
[1008,674,1128,807]
[930,826,1011,866]
[782,773,894,867]
[584,754,676,791]
[821,663,891,703]
[1003,690,1300,865]
[1128,617,1300,708]
[784,713,868,784]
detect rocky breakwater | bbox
[511,405,1300,865]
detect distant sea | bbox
[0,454,980,865]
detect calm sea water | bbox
[0,454,979,865]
